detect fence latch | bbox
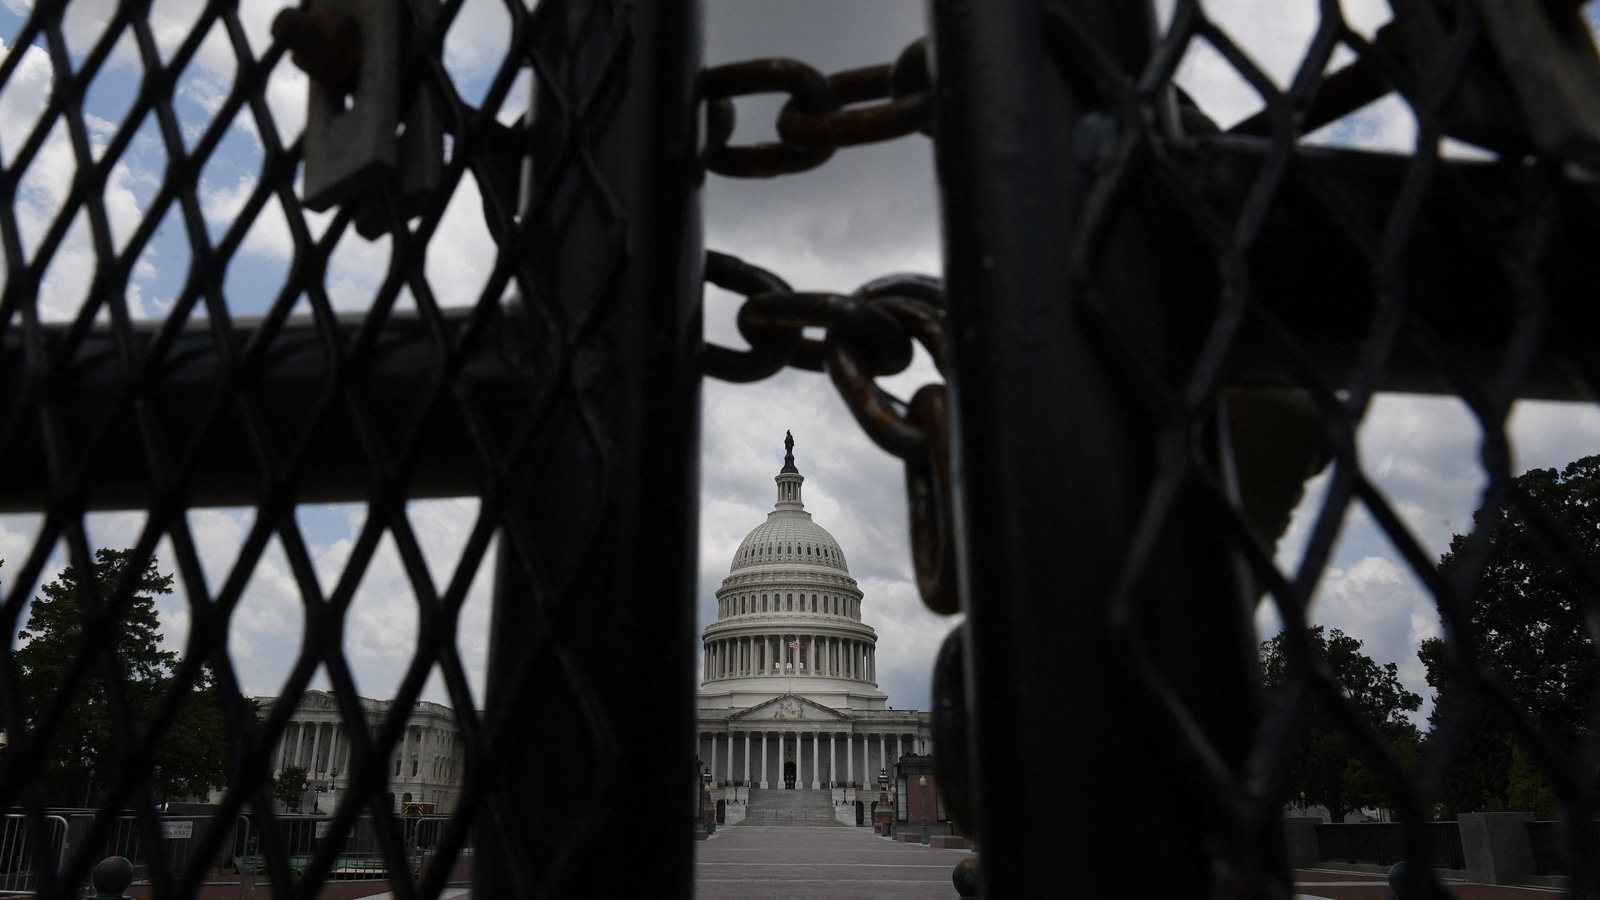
[274,0,443,237]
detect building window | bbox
[787,593,793,610]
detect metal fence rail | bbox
[3,0,1600,897]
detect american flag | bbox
[787,636,800,650]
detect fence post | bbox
[473,1,703,897]
[928,1,1280,894]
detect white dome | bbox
[699,433,884,712]
[731,515,849,574]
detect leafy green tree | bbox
[1262,626,1422,823]
[274,765,309,813]
[11,549,232,805]
[1419,455,1600,818]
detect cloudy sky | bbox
[3,0,1599,726]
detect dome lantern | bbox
[776,430,804,510]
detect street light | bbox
[919,775,929,845]
[889,782,898,840]
[701,766,714,836]
[877,768,889,837]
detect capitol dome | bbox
[729,497,849,575]
[699,433,886,712]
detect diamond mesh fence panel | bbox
[0,1,699,898]
[931,0,1600,896]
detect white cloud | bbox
[0,36,51,167]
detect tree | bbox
[1419,455,1600,818]
[1262,626,1422,823]
[11,549,233,806]
[274,765,309,813]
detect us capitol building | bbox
[695,434,932,812]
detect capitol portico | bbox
[695,435,932,805]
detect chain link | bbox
[704,40,932,178]
[703,252,959,616]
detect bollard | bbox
[1388,860,1410,899]
[952,856,979,899]
[93,857,134,899]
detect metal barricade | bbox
[0,816,66,896]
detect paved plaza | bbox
[694,825,973,899]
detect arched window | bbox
[811,594,818,611]
[805,545,811,555]
[787,593,793,610]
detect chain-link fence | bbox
[3,0,1600,897]
[0,0,699,896]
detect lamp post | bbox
[889,783,898,840]
[919,775,929,845]
[877,768,889,837]
[702,766,714,835]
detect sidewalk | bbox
[1294,869,1563,899]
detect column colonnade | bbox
[697,728,929,789]
[702,634,878,683]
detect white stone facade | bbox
[258,690,464,814]
[697,436,932,792]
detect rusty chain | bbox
[703,251,958,616]
[699,41,952,613]
[703,40,932,178]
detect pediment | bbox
[730,694,845,723]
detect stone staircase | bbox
[739,789,844,826]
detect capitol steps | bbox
[739,788,845,826]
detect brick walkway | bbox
[695,824,973,899]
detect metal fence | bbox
[2,0,1600,897]
[1530,821,1600,878]
[1316,822,1466,871]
